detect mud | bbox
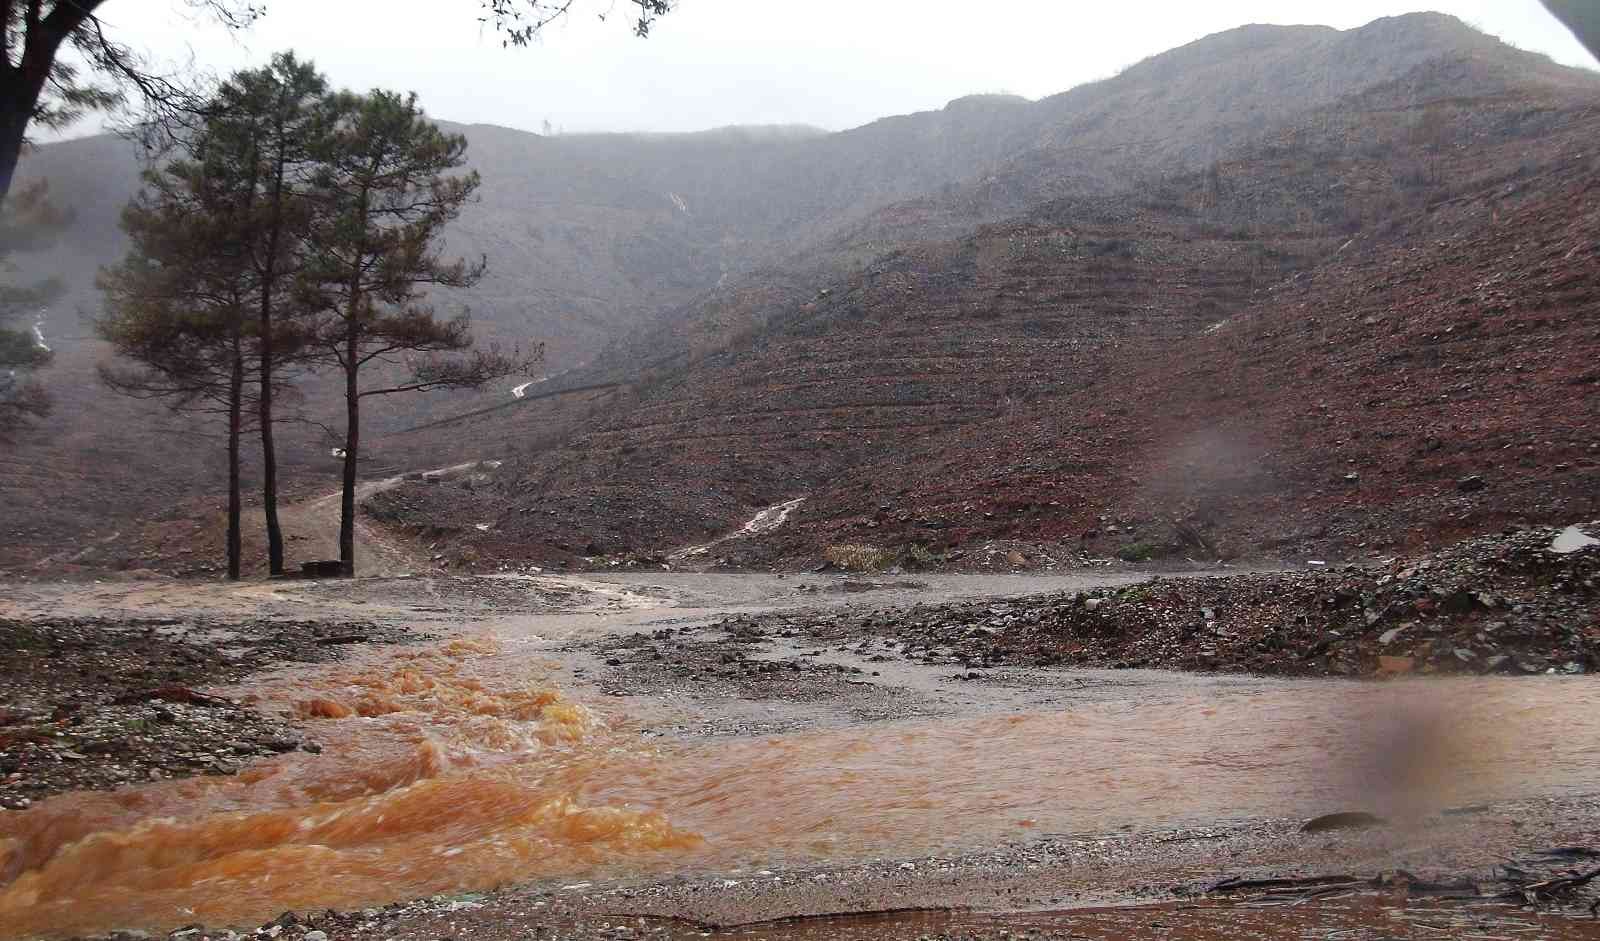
[0,616,427,807]
[3,567,1600,941]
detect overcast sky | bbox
[84,0,1598,138]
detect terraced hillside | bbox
[367,38,1600,570]
[777,130,1600,565]
[9,13,1599,576]
[581,12,1584,385]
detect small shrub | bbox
[1116,542,1158,562]
[824,544,897,571]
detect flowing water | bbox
[3,631,1599,939]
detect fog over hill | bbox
[4,11,1598,574]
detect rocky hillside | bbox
[366,24,1600,571]
[7,12,1599,576]
[578,13,1583,386]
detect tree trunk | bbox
[258,286,283,574]
[0,101,26,208]
[338,327,360,577]
[257,127,289,576]
[0,9,97,207]
[226,331,244,581]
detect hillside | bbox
[0,87,1059,572]
[5,12,1598,576]
[363,25,1600,571]
[776,125,1600,565]
[574,12,1594,388]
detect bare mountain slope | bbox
[570,13,1596,395]
[0,97,1057,572]
[777,142,1600,564]
[6,13,1598,574]
[369,37,1600,570]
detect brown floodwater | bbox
[3,635,1598,939]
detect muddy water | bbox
[2,635,1597,939]
[0,639,697,938]
[643,679,1597,857]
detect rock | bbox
[1377,626,1406,646]
[1440,589,1476,615]
[1550,525,1599,555]
[1301,811,1387,833]
[1515,655,1549,674]
[1456,475,1487,492]
[1083,597,1103,612]
[1376,655,1414,676]
[303,932,328,941]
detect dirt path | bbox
[276,460,482,577]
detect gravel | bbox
[0,616,430,805]
[714,522,1600,678]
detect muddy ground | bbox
[4,544,1600,940]
[0,616,429,808]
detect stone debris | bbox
[0,616,428,806]
[723,522,1599,678]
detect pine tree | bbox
[211,53,326,576]
[98,139,258,580]
[300,89,529,576]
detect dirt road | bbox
[274,460,487,577]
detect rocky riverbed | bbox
[5,544,1600,941]
[0,616,429,807]
[708,522,1600,679]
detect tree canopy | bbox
[100,61,533,577]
